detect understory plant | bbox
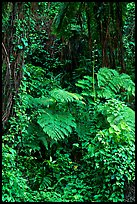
[2,2,135,202]
[2,65,135,202]
[74,68,135,202]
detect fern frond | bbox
[49,88,83,103]
[76,76,94,99]
[27,88,83,108]
[34,97,56,107]
[97,68,135,98]
[37,110,76,141]
[39,175,52,190]
[76,76,93,88]
[76,68,135,104]
[97,68,120,98]
[39,136,48,150]
[119,73,135,96]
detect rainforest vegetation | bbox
[2,2,135,202]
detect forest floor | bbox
[124,180,135,202]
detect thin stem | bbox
[92,53,96,102]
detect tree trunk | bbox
[85,3,92,55]
[116,2,126,73]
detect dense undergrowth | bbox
[2,2,135,202]
[3,63,135,202]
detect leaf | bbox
[120,122,127,130]
[88,144,95,157]
[111,124,120,132]
[17,45,23,49]
[97,68,135,99]
[37,110,76,141]
[50,88,83,103]
[107,116,114,123]
[33,97,56,107]
[21,38,28,47]
[73,143,79,148]
[109,127,114,134]
[39,136,48,150]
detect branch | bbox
[2,42,11,76]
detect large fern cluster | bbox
[28,88,83,108]
[76,68,135,101]
[76,67,135,143]
[50,88,83,103]
[25,88,83,149]
[97,68,135,99]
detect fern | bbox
[119,73,135,96]
[33,97,56,108]
[49,88,83,103]
[39,175,52,190]
[24,88,83,149]
[27,88,83,108]
[76,76,95,100]
[76,67,135,101]
[76,76,93,90]
[39,135,49,150]
[37,110,76,141]
[97,68,135,99]
[76,68,135,143]
[97,68,119,88]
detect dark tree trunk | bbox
[85,3,92,56]
[2,2,25,128]
[116,2,126,73]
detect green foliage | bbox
[2,2,135,202]
[123,2,135,81]
[97,68,135,98]
[75,68,135,202]
[2,143,32,202]
[76,75,95,102]
[76,67,135,103]
[2,2,12,29]
[9,64,84,153]
[50,88,83,103]
[52,2,81,38]
[85,140,135,201]
[3,63,135,202]
[98,99,135,141]
[79,99,135,201]
[37,110,76,141]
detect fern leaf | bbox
[76,76,94,100]
[28,95,56,108]
[50,88,83,103]
[83,76,93,82]
[39,175,52,190]
[97,68,120,91]
[39,136,48,150]
[37,110,76,141]
[97,68,135,98]
[119,73,135,96]
[98,88,115,99]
